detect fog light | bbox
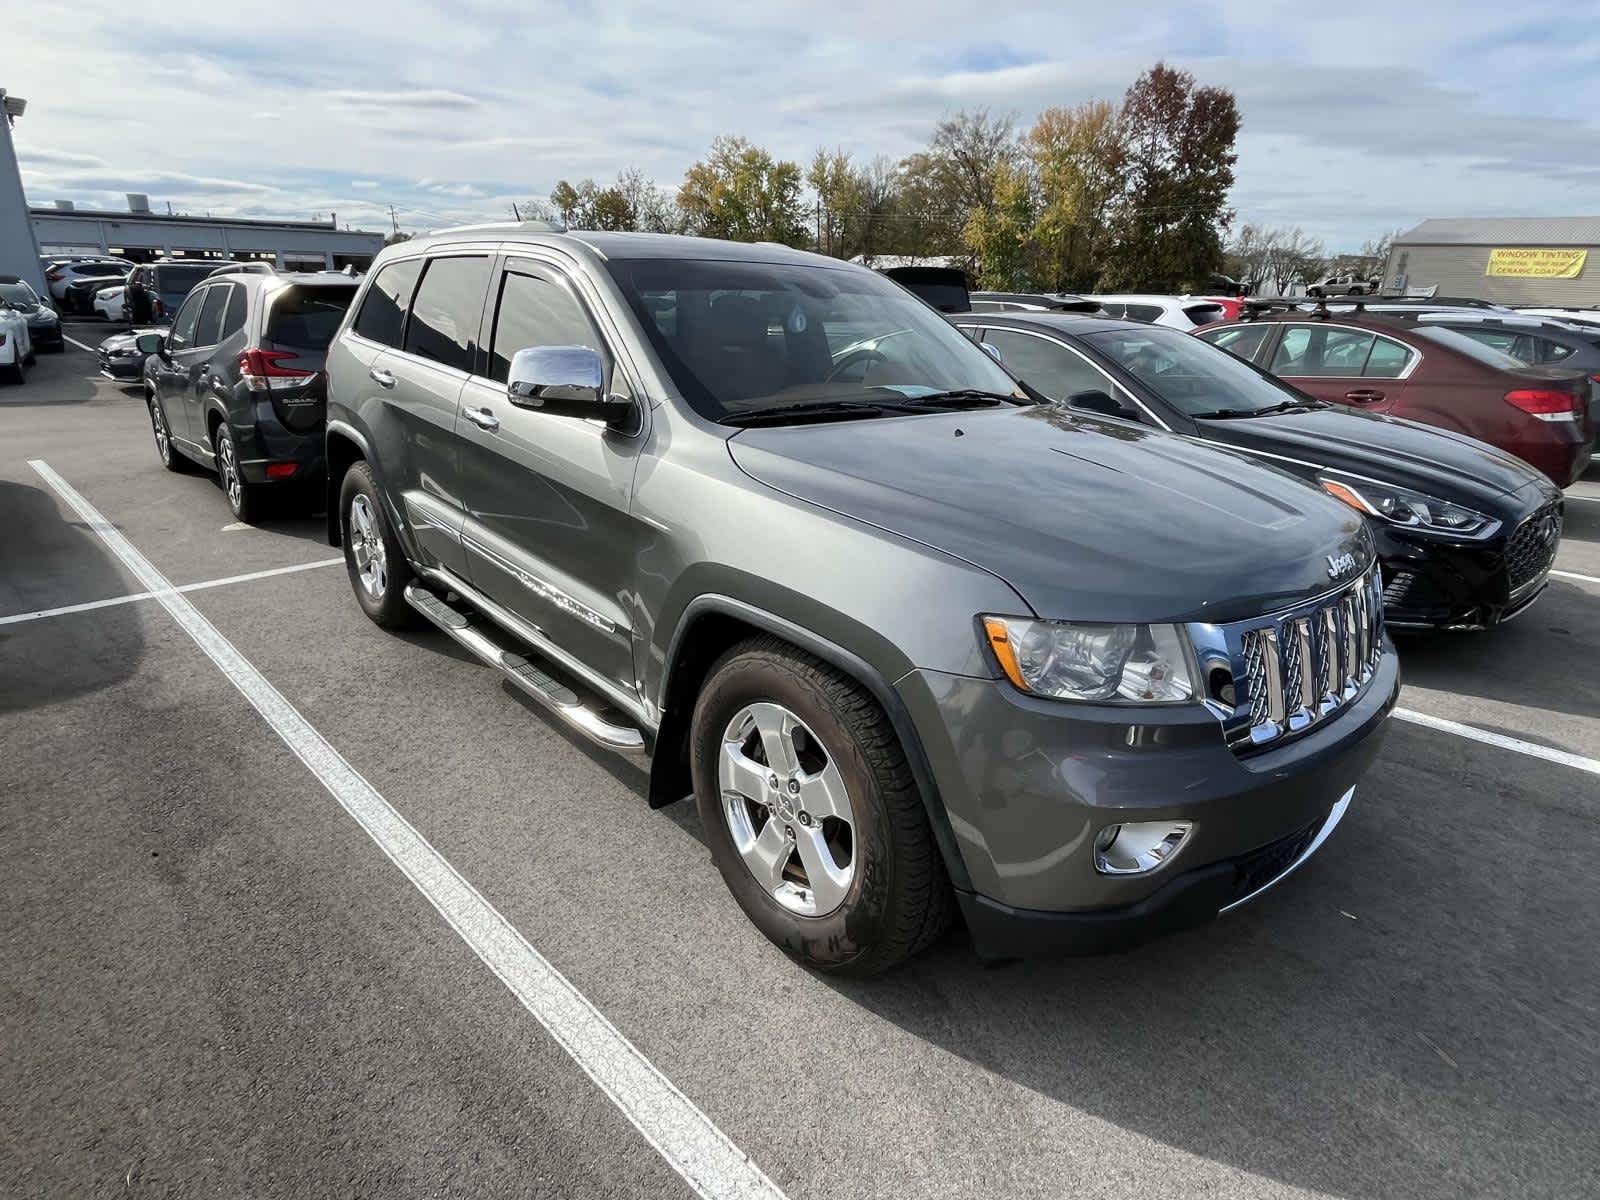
[1093,821,1193,875]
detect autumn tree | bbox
[963,161,1038,289]
[678,136,808,246]
[1025,100,1124,290]
[808,148,861,257]
[1099,63,1239,290]
[1227,224,1326,294]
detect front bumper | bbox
[1377,494,1563,630]
[897,644,1398,958]
[97,353,144,380]
[27,323,62,348]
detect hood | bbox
[728,405,1373,624]
[1198,407,1545,513]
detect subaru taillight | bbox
[1504,389,1580,422]
[240,348,315,391]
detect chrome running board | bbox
[403,583,647,757]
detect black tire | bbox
[212,422,264,523]
[147,393,196,473]
[690,636,954,976]
[1,359,21,385]
[23,349,36,366]
[338,460,418,629]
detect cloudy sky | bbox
[7,0,1599,250]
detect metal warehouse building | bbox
[1382,217,1600,306]
[30,198,384,273]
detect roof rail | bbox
[432,217,568,235]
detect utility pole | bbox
[815,199,822,256]
[388,203,400,236]
[510,201,521,221]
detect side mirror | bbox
[1068,388,1137,420]
[979,341,1004,365]
[506,345,633,427]
[134,332,165,356]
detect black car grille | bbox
[1505,501,1562,596]
[1225,564,1384,752]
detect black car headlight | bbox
[1320,477,1494,537]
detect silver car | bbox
[321,224,1396,974]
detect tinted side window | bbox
[982,330,1115,401]
[1364,335,1413,378]
[194,284,232,347]
[1123,304,1163,323]
[352,258,423,348]
[489,268,607,384]
[168,288,207,351]
[1200,324,1269,360]
[1271,326,1374,377]
[403,256,490,372]
[220,284,248,340]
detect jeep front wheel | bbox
[690,636,954,975]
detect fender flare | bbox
[659,593,973,893]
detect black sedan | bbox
[952,312,1565,630]
[97,328,162,381]
[0,275,63,351]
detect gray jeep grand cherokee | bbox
[324,224,1397,975]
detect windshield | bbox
[603,257,1020,422]
[0,282,39,305]
[1082,325,1306,416]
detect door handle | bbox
[369,367,395,388]
[463,405,500,431]
[1344,388,1385,404]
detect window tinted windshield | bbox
[0,282,39,305]
[1083,325,1303,416]
[266,285,358,350]
[603,258,1018,421]
[153,264,218,290]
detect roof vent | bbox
[126,193,150,214]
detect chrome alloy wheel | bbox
[347,493,388,600]
[719,702,856,917]
[216,429,242,512]
[149,399,170,463]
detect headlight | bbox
[1320,477,1492,536]
[981,617,1194,703]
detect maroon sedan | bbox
[1199,311,1594,486]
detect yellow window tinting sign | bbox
[1485,248,1588,278]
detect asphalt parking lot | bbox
[3,323,1599,1199]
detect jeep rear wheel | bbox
[690,636,954,975]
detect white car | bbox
[1083,294,1228,330]
[0,301,35,384]
[42,257,133,304]
[92,285,126,322]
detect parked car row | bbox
[0,275,62,384]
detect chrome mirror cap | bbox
[506,345,603,407]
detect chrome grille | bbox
[1195,564,1385,753]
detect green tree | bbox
[1098,63,1239,290]
[963,161,1037,289]
[808,147,862,257]
[1025,100,1124,290]
[678,136,808,245]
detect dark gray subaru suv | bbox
[323,225,1397,975]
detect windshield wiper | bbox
[720,398,924,427]
[1191,400,1321,419]
[901,388,1031,408]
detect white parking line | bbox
[0,558,343,626]
[27,459,785,1200]
[1552,568,1600,586]
[63,334,98,353]
[1395,708,1600,777]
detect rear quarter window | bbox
[352,258,424,348]
[266,285,358,351]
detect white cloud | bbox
[5,0,1600,247]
